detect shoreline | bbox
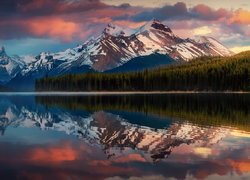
[0,91,249,96]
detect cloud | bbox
[30,143,78,163]
[0,0,107,18]
[113,154,146,163]
[133,2,189,22]
[193,26,212,35]
[190,4,230,21]
[0,0,141,41]
[27,18,80,41]
[132,2,231,22]
[230,130,250,138]
[193,147,212,158]
[0,17,88,41]
[230,9,250,25]
[229,160,250,174]
[0,0,250,53]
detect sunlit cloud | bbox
[193,26,212,35]
[230,45,250,53]
[230,130,250,138]
[113,154,146,163]
[229,160,250,173]
[27,18,80,42]
[30,143,78,163]
[230,9,250,25]
[0,0,250,54]
[193,147,212,158]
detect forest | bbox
[36,51,250,91]
[37,94,250,131]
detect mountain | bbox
[107,53,176,73]
[37,51,249,91]
[0,97,228,161]
[1,19,233,89]
[0,47,24,84]
[72,19,232,71]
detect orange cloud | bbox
[230,9,250,25]
[114,20,146,28]
[27,18,80,41]
[114,154,146,163]
[30,144,77,163]
[229,160,250,174]
[90,17,112,24]
[89,153,146,166]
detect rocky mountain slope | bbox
[0,19,233,86]
[0,47,24,84]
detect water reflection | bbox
[0,94,249,180]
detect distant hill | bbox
[36,51,250,91]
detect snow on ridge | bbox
[0,104,230,161]
[103,23,135,37]
[194,36,233,56]
[0,20,233,83]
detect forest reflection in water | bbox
[37,93,249,131]
[0,93,249,180]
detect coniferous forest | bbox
[36,51,250,91]
[37,94,250,131]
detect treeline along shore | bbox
[36,51,250,91]
[37,94,250,131]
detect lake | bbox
[0,93,249,180]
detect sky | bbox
[0,0,250,55]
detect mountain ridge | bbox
[36,52,249,91]
[0,97,230,161]
[0,19,233,88]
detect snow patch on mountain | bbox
[1,19,233,84]
[194,36,233,56]
[0,102,230,161]
[0,47,24,83]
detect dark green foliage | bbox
[36,51,250,91]
[106,53,175,73]
[37,94,250,131]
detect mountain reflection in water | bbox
[0,94,249,180]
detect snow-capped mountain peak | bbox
[103,23,122,35]
[138,19,173,34]
[102,19,174,38]
[0,46,23,84]
[1,20,233,86]
[103,23,135,37]
[194,36,233,56]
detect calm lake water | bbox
[0,93,249,180]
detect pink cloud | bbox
[26,18,80,42]
[30,143,78,163]
[113,20,146,28]
[191,4,230,21]
[230,9,250,25]
[0,0,249,50]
